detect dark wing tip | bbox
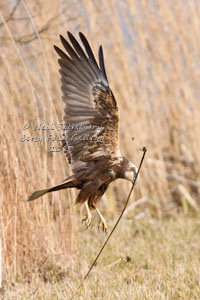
[99,45,108,82]
[59,34,64,42]
[60,34,68,48]
[54,44,63,56]
[79,32,99,69]
[60,34,78,59]
[54,45,69,60]
[67,31,88,60]
[79,31,84,39]
[67,31,73,38]
[67,31,74,42]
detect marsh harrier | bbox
[27,32,138,232]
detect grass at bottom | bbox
[2,213,200,300]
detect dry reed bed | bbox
[0,0,200,285]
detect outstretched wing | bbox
[54,32,120,172]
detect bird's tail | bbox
[26,175,78,202]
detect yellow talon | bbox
[82,202,92,229]
[98,221,107,234]
[82,216,92,229]
[96,207,107,234]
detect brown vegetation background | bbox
[0,0,200,286]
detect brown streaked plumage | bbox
[27,32,138,232]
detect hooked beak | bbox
[132,174,137,184]
[132,166,139,184]
[124,166,139,183]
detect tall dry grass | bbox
[0,0,200,284]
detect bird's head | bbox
[124,161,138,183]
[121,157,138,183]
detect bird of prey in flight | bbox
[27,32,138,233]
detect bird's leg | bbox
[96,208,107,233]
[82,201,92,229]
